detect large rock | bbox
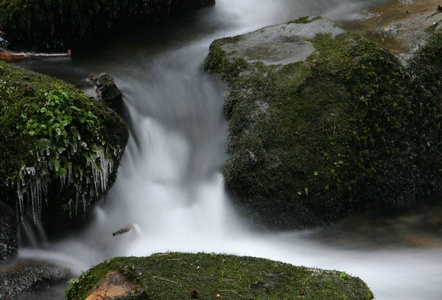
[0,61,128,235]
[0,260,71,299]
[0,0,215,50]
[65,252,373,300]
[205,16,442,229]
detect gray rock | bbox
[220,17,345,66]
[0,260,71,299]
[89,73,123,111]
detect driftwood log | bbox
[0,50,71,62]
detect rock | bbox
[0,0,215,50]
[89,73,123,113]
[65,252,374,300]
[0,260,71,299]
[0,201,18,260]
[0,37,8,49]
[347,0,442,64]
[0,61,129,235]
[205,16,442,229]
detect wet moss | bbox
[65,252,374,300]
[0,61,128,232]
[288,16,322,24]
[204,21,442,229]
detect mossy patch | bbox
[204,19,442,229]
[65,252,374,300]
[0,61,128,232]
[288,16,322,24]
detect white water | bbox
[16,0,442,299]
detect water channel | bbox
[13,0,442,299]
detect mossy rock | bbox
[204,17,442,229]
[0,61,128,233]
[65,252,374,300]
[0,0,215,50]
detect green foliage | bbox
[65,252,374,300]
[0,0,215,50]
[0,61,128,229]
[204,26,442,229]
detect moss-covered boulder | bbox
[65,252,374,299]
[0,0,215,50]
[204,17,442,229]
[0,60,128,233]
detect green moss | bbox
[65,252,374,300]
[204,23,442,229]
[0,61,128,230]
[288,16,322,24]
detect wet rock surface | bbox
[312,193,442,249]
[220,17,345,66]
[0,260,71,299]
[89,73,123,112]
[346,0,442,63]
[0,201,18,260]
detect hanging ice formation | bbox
[13,126,117,224]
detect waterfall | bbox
[15,1,442,299]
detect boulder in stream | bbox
[65,252,374,299]
[0,61,129,235]
[205,16,442,229]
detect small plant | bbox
[340,272,350,282]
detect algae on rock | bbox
[65,252,374,300]
[205,17,442,229]
[0,61,128,232]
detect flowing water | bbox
[12,0,442,299]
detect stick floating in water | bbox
[112,225,132,236]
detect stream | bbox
[13,0,442,299]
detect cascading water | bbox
[14,0,442,299]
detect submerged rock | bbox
[0,0,215,50]
[65,252,374,299]
[0,61,129,235]
[205,16,442,229]
[0,260,71,298]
